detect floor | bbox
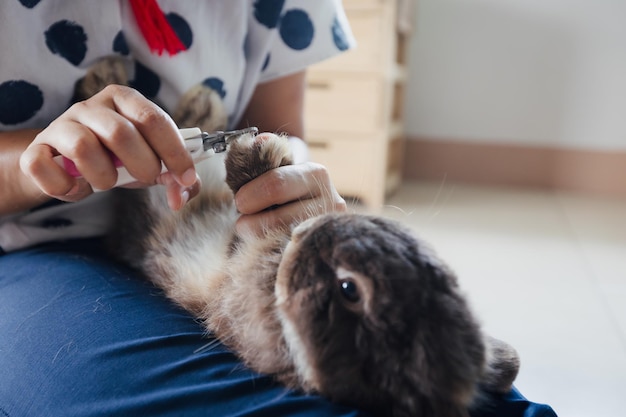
[354,180,626,417]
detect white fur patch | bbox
[276,306,319,390]
[275,239,319,390]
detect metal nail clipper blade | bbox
[196,126,259,154]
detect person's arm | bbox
[237,71,309,164]
[0,129,51,216]
[237,71,305,137]
[233,71,346,236]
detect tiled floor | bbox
[355,180,626,417]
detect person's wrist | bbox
[17,160,50,207]
[1,129,51,214]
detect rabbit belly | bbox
[138,156,239,316]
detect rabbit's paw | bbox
[225,132,293,194]
[73,56,130,102]
[173,84,228,133]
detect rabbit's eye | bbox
[339,279,360,303]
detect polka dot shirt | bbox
[0,0,355,252]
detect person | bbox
[0,1,556,416]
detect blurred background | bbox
[305,1,626,416]
[404,0,626,195]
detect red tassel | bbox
[129,0,186,56]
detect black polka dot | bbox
[45,20,88,66]
[332,16,350,51]
[18,0,41,8]
[261,53,271,71]
[130,61,161,99]
[166,13,193,50]
[254,0,285,29]
[279,9,314,51]
[0,80,43,125]
[202,78,226,99]
[113,31,129,55]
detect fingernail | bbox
[180,168,197,187]
[180,189,190,206]
[65,182,81,196]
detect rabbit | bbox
[75,56,521,417]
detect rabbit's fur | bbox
[76,57,520,417]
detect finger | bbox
[59,178,93,202]
[68,101,162,185]
[104,85,197,187]
[158,172,201,211]
[234,163,333,215]
[235,194,346,237]
[20,141,78,196]
[20,141,94,201]
[37,117,121,191]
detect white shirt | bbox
[0,0,355,252]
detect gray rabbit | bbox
[77,57,521,417]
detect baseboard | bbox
[403,137,626,197]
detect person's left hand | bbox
[232,162,346,236]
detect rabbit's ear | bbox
[480,336,520,394]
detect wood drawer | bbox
[343,0,389,10]
[312,8,387,73]
[307,136,385,207]
[305,74,384,134]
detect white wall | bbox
[404,0,626,151]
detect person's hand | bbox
[19,84,199,210]
[232,161,347,236]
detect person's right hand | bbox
[19,84,199,210]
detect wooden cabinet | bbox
[304,0,411,209]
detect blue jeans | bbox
[0,239,556,417]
